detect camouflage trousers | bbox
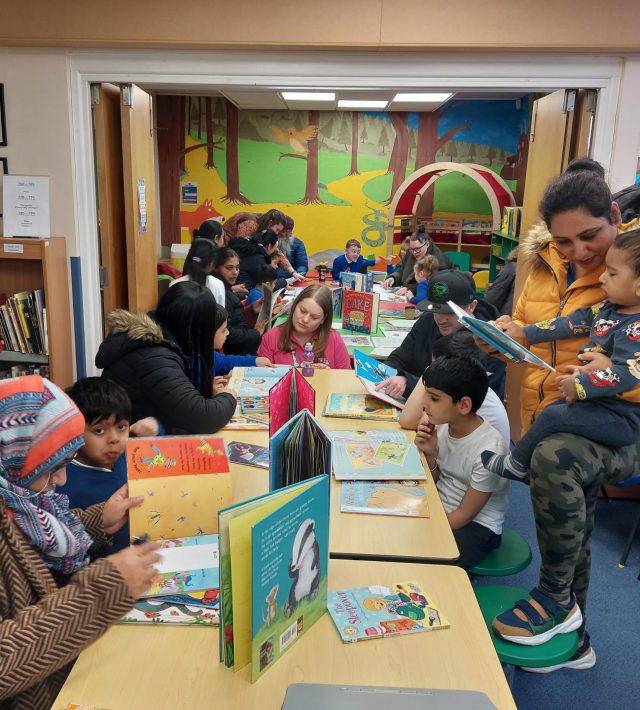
[530,433,640,630]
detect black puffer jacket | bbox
[228,237,270,291]
[95,310,236,434]
[385,299,506,399]
[217,278,262,356]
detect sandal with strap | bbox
[492,588,583,646]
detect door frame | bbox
[69,49,625,375]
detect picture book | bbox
[268,366,316,438]
[126,436,231,540]
[382,318,415,330]
[353,349,406,409]
[218,475,329,682]
[330,430,425,481]
[447,301,555,372]
[121,589,220,626]
[142,534,219,597]
[327,580,449,642]
[340,480,429,518]
[342,291,379,334]
[255,285,286,330]
[331,287,343,320]
[339,271,374,292]
[227,441,269,469]
[270,409,332,490]
[322,393,399,422]
[227,365,291,416]
[341,334,373,348]
[372,332,407,348]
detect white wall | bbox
[0,48,79,253]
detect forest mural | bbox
[156,96,530,259]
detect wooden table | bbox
[314,371,459,563]
[52,560,515,710]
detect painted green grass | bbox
[183,138,389,206]
[251,576,329,680]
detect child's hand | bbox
[290,272,305,282]
[414,413,438,456]
[102,484,144,535]
[556,369,580,403]
[383,277,395,289]
[501,320,525,341]
[232,284,248,295]
[130,417,160,437]
[395,287,409,297]
[212,375,230,395]
[255,357,275,367]
[252,297,264,314]
[493,315,513,331]
[575,351,613,372]
[218,387,238,400]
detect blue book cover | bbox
[250,475,329,681]
[353,349,398,383]
[327,581,449,642]
[330,430,425,481]
[339,272,358,290]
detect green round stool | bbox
[474,585,579,669]
[469,528,532,577]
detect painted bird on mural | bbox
[271,124,319,154]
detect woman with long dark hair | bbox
[170,238,225,305]
[96,281,237,434]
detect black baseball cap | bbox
[421,269,476,313]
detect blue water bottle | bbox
[301,342,315,377]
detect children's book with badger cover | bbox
[327,581,448,642]
[218,475,329,682]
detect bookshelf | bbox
[0,237,73,388]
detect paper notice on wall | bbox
[137,178,147,233]
[182,181,198,205]
[2,175,50,238]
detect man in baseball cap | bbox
[376,269,504,400]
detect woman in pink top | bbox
[258,284,351,369]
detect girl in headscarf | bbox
[0,375,160,709]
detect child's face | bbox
[599,246,640,306]
[78,414,129,469]
[414,267,427,283]
[264,280,276,291]
[421,386,459,426]
[345,245,361,261]
[214,320,229,349]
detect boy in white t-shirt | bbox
[414,354,509,569]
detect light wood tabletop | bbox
[52,559,515,710]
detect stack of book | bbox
[0,289,47,355]
[339,271,374,292]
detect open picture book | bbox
[447,300,555,371]
[353,349,406,409]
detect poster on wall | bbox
[182,181,198,204]
[2,175,50,238]
[0,158,7,221]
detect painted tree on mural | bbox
[213,98,226,135]
[179,97,187,174]
[378,124,390,155]
[337,114,351,151]
[349,112,360,176]
[387,112,409,202]
[486,144,496,166]
[223,99,251,205]
[274,111,322,204]
[360,122,368,144]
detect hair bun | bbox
[565,157,605,179]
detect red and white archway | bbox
[386,162,516,254]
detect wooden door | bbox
[507,89,578,441]
[120,83,158,313]
[91,83,128,323]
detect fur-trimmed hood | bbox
[519,220,552,264]
[103,309,164,343]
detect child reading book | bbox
[409,254,440,306]
[331,239,377,281]
[244,265,278,321]
[57,377,161,555]
[482,229,640,482]
[214,304,274,376]
[414,355,509,569]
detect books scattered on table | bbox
[126,436,231,540]
[341,334,373,348]
[372,331,407,347]
[219,475,329,681]
[448,300,555,371]
[323,393,399,422]
[330,430,425,481]
[382,318,415,331]
[340,480,429,518]
[340,271,374,292]
[354,349,406,409]
[121,588,220,626]
[270,409,332,490]
[327,581,449,642]
[369,346,396,358]
[227,441,269,469]
[342,291,379,334]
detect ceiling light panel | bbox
[338,100,388,109]
[393,93,453,102]
[281,92,335,101]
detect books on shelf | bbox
[322,393,399,422]
[501,206,522,237]
[126,435,231,540]
[270,409,332,490]
[219,475,329,681]
[342,291,379,334]
[0,289,47,356]
[447,300,555,371]
[340,480,429,518]
[330,430,425,481]
[353,349,406,409]
[327,580,449,642]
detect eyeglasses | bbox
[410,244,427,253]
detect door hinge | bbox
[99,265,109,288]
[90,84,100,107]
[563,89,577,114]
[122,84,133,108]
